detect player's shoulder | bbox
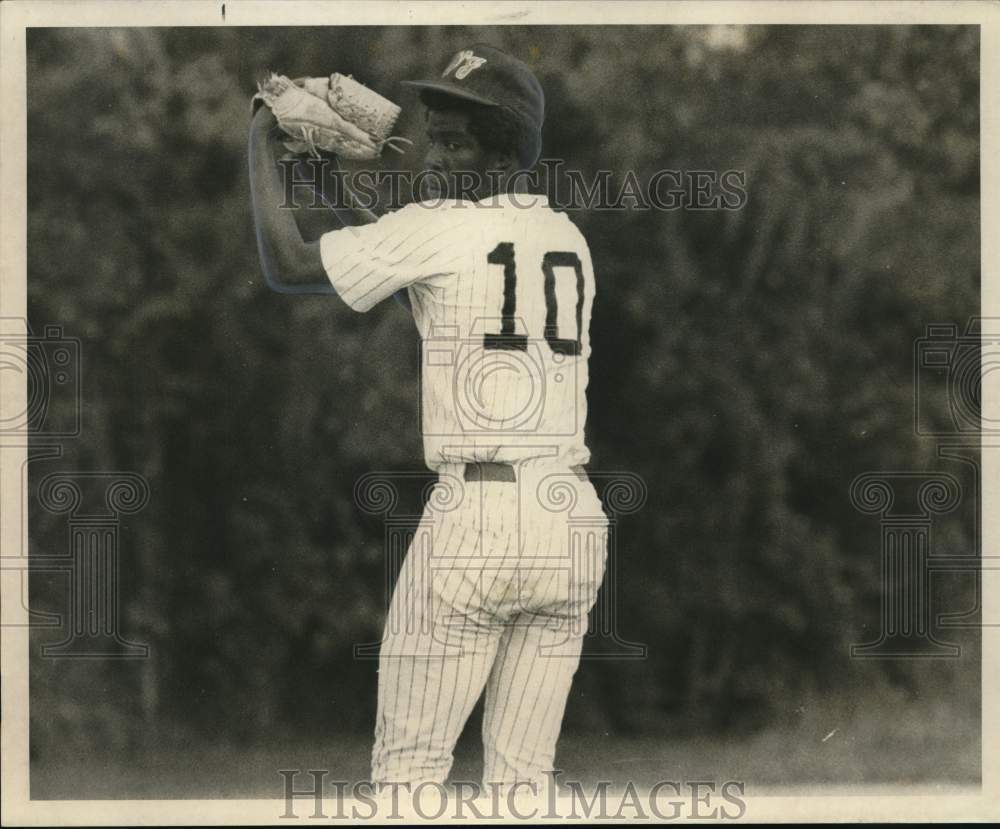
[363,199,478,249]
[406,197,469,211]
[488,193,582,228]
[388,198,482,231]
[546,202,587,236]
[385,198,464,221]
[529,197,592,251]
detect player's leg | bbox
[371,524,510,785]
[480,605,587,787]
[480,479,608,787]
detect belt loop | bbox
[464,462,516,483]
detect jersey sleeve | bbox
[319,203,468,312]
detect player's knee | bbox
[372,748,453,787]
[483,742,548,786]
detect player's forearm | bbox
[280,143,412,309]
[391,290,412,311]
[327,178,379,227]
[248,108,330,293]
[285,154,379,236]
[313,165,412,309]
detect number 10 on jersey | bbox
[484,242,585,356]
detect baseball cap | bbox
[401,44,545,136]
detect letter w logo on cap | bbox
[442,50,487,80]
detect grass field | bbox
[31,695,979,800]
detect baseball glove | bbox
[253,72,411,160]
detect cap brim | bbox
[400,79,499,107]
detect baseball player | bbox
[248,44,608,792]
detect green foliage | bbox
[27,26,979,762]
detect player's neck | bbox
[483,168,534,200]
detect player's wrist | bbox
[251,103,278,134]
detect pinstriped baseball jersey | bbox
[320,193,606,788]
[320,194,595,471]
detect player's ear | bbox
[496,149,517,172]
[486,149,518,181]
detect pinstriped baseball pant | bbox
[370,463,608,786]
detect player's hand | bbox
[278,141,344,166]
[268,80,340,162]
[291,76,332,100]
[287,77,343,159]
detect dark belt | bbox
[463,462,588,483]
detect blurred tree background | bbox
[26,25,980,793]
